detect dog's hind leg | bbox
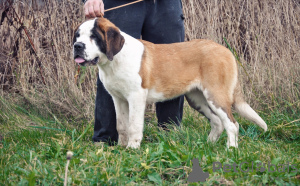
[112,97,129,147]
[185,89,224,143]
[202,89,239,148]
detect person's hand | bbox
[84,0,104,18]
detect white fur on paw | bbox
[126,140,141,149]
[118,135,128,147]
[227,141,238,148]
[207,133,219,143]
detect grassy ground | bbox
[0,97,299,185]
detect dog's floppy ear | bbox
[105,27,125,61]
[95,18,125,61]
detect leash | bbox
[75,0,145,83]
[104,0,144,13]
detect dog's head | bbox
[73,17,125,66]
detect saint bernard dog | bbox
[73,17,267,149]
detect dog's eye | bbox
[90,34,96,39]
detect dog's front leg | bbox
[126,91,147,149]
[112,97,129,147]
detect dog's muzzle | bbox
[73,42,98,66]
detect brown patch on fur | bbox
[233,79,245,105]
[95,18,125,60]
[139,39,239,123]
[139,39,237,102]
[224,107,236,123]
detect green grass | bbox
[0,98,299,185]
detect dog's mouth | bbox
[74,56,99,66]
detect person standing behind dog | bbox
[83,0,185,145]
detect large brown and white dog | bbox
[73,17,267,149]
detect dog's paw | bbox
[207,134,219,143]
[126,140,141,149]
[118,140,128,147]
[118,135,128,147]
[226,140,238,149]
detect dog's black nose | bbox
[74,42,85,50]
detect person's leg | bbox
[156,97,184,128]
[93,0,146,144]
[142,0,185,127]
[103,0,146,38]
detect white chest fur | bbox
[97,33,146,100]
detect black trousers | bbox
[93,0,185,144]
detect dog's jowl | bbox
[73,17,267,149]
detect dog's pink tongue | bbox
[75,57,85,63]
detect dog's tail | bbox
[233,82,268,131]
